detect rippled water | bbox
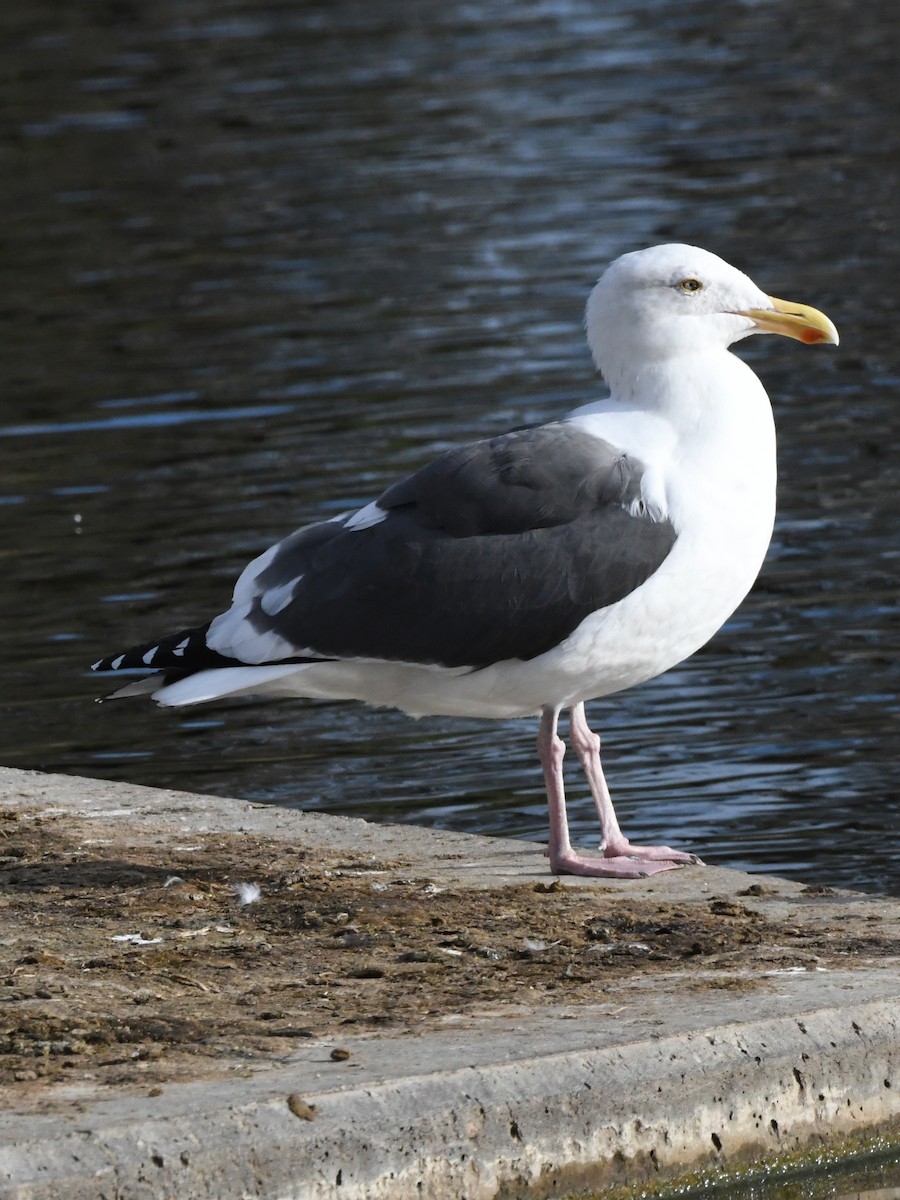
[1,0,898,893]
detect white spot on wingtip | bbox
[142,647,158,665]
[110,654,125,670]
[172,637,190,657]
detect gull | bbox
[92,244,838,878]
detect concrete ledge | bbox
[1,767,899,1199]
[4,997,899,1200]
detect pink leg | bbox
[568,702,702,865]
[538,706,683,878]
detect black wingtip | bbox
[90,623,229,677]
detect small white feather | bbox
[344,501,388,531]
[234,882,261,905]
[261,579,300,617]
[207,602,298,661]
[230,541,279,606]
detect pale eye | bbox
[678,278,704,294]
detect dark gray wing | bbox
[206,422,677,669]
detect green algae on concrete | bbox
[576,1129,900,1199]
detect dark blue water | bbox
[0,0,898,894]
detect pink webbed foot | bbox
[602,836,704,866]
[548,847,684,879]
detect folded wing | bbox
[93,422,677,679]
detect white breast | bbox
[549,350,778,703]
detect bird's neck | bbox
[597,347,770,433]
[571,347,776,480]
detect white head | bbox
[585,244,838,392]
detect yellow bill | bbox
[738,296,839,346]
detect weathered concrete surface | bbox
[1,766,899,1200]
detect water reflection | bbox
[0,0,898,894]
